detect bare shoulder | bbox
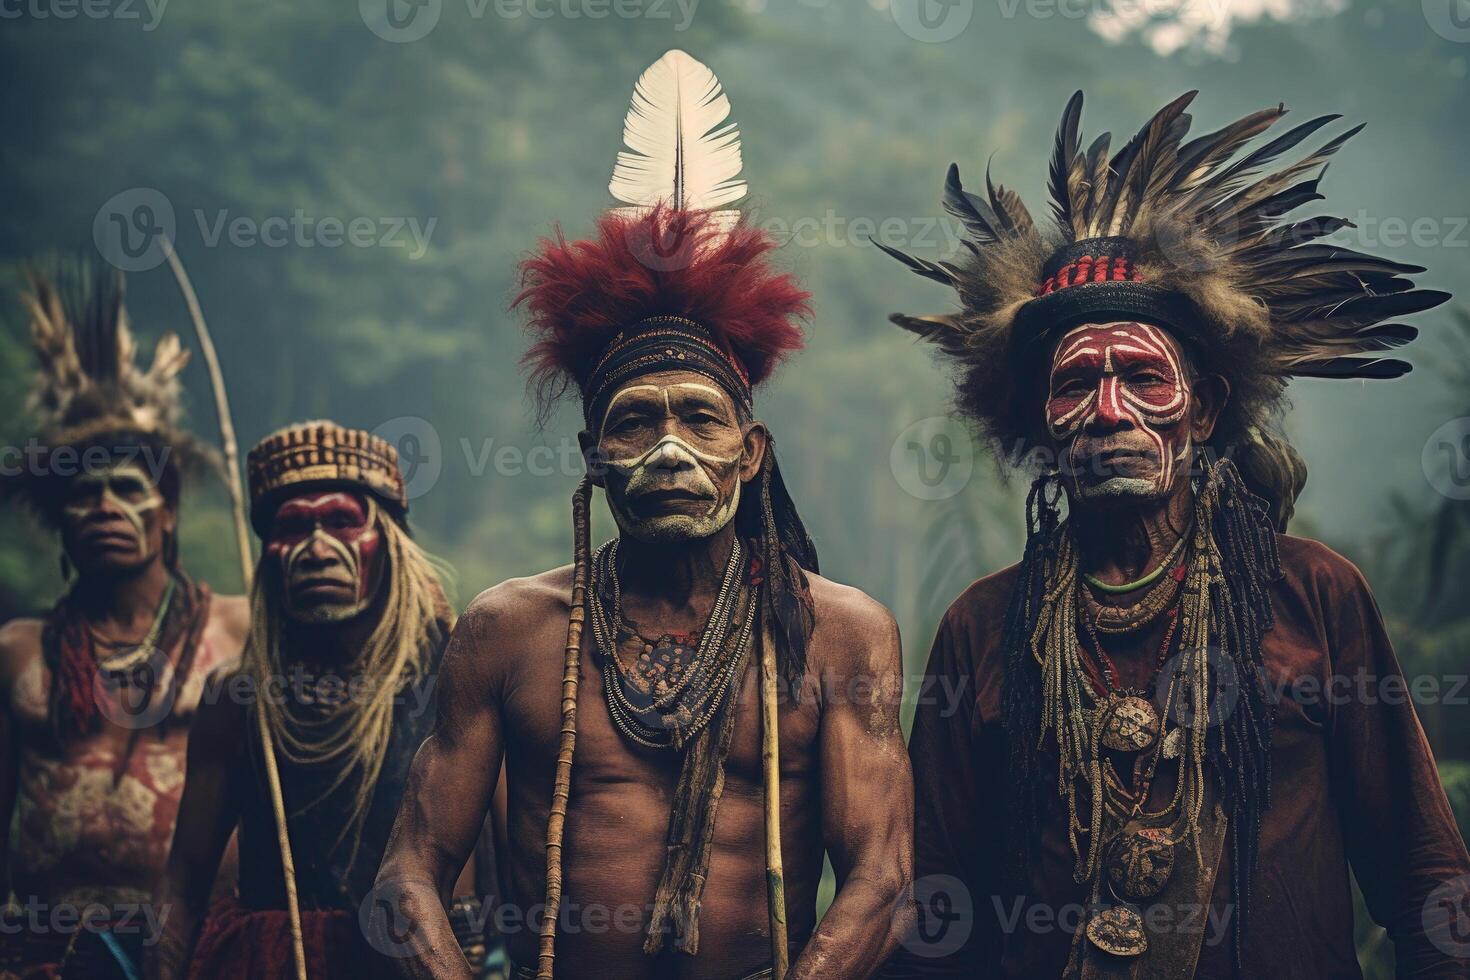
[208,593,251,644]
[804,572,901,676]
[442,565,574,689]
[806,572,898,641]
[0,617,44,687]
[459,565,573,638]
[189,670,249,758]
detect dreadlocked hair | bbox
[737,446,818,698]
[999,471,1065,887]
[1199,455,1279,966]
[1000,456,1279,972]
[244,507,450,865]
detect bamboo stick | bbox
[161,241,253,590]
[760,611,789,979]
[253,700,307,980]
[537,477,593,979]
[162,239,306,980]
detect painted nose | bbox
[299,531,340,566]
[648,439,690,471]
[1091,376,1127,430]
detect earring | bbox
[59,552,72,580]
[163,528,179,568]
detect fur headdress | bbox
[8,257,215,523]
[518,205,809,424]
[880,91,1450,527]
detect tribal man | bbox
[375,49,913,980]
[880,92,1470,978]
[146,421,477,978]
[0,261,248,977]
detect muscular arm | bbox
[374,588,507,979]
[146,678,243,980]
[789,587,914,980]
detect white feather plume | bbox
[608,49,746,222]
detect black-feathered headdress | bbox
[880,91,1449,527]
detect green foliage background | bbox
[3,0,1468,969]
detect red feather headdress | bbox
[515,48,808,423]
[517,205,809,421]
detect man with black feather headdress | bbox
[880,92,1470,978]
[0,260,249,977]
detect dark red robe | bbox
[890,535,1470,978]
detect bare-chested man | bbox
[0,262,246,977]
[375,56,914,977]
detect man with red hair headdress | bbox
[376,51,914,980]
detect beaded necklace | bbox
[588,538,756,751]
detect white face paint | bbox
[596,377,750,543]
[61,461,165,560]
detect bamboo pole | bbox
[760,612,789,979]
[537,477,593,979]
[254,702,308,980]
[161,242,252,590]
[161,239,307,980]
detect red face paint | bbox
[263,490,384,623]
[1045,322,1193,501]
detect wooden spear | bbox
[161,239,307,980]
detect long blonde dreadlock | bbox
[244,506,452,861]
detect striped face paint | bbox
[264,490,384,623]
[596,373,749,542]
[1046,322,1193,501]
[60,461,165,565]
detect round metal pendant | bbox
[1086,905,1149,957]
[1106,827,1175,900]
[1100,694,1159,752]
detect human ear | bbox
[577,429,607,488]
[740,422,768,482]
[1190,374,1230,442]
